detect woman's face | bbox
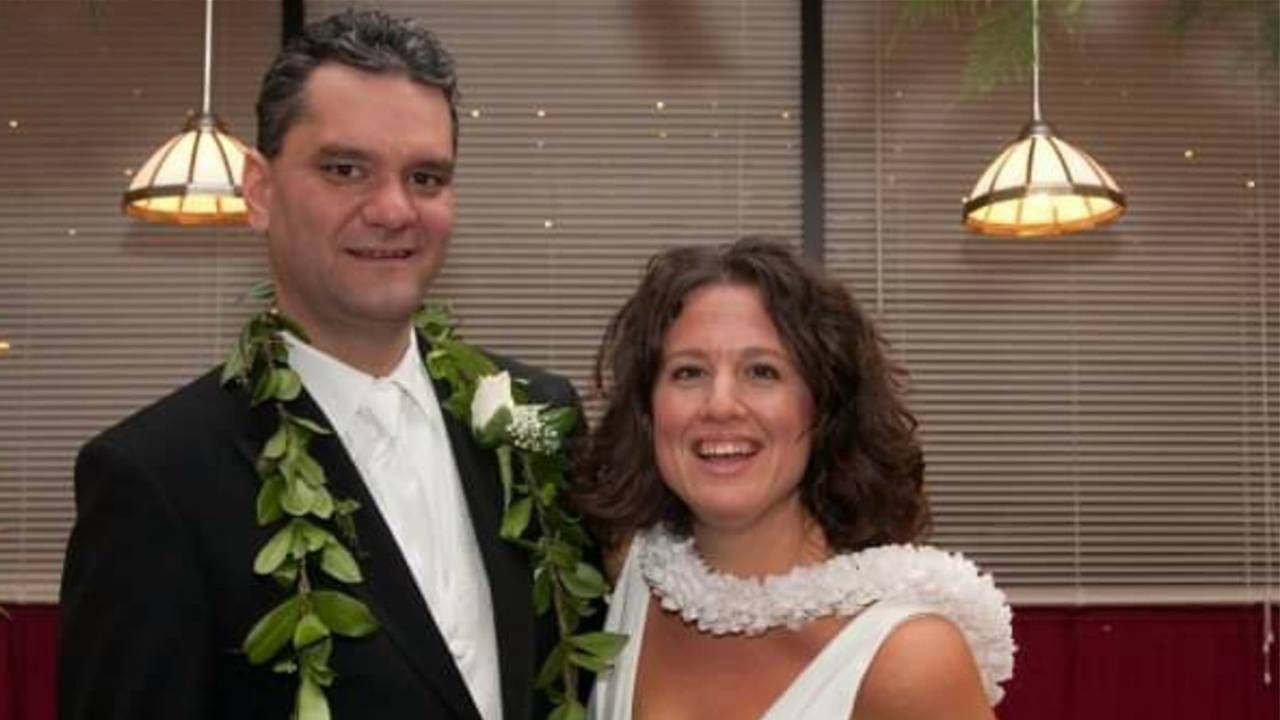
[651,283,816,535]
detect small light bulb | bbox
[543,219,555,229]
[1184,149,1196,160]
[469,109,481,119]
[658,130,668,139]
[1246,179,1257,189]
[0,340,10,353]
[6,120,17,129]
[655,100,665,111]
[536,108,546,118]
[780,110,791,120]
[68,228,78,236]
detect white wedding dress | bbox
[588,529,1013,720]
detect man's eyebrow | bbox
[414,158,455,175]
[313,144,373,161]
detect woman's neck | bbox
[691,510,830,579]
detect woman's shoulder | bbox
[846,544,1015,707]
[853,612,996,720]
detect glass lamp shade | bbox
[963,120,1126,237]
[123,112,249,226]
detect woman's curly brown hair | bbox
[575,236,929,553]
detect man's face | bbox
[244,63,456,342]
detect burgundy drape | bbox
[4,605,1278,719]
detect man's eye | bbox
[321,163,364,180]
[410,170,450,189]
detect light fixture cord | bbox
[202,0,213,115]
[1031,0,1042,123]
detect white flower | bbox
[639,527,1015,705]
[471,371,516,434]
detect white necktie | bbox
[351,382,486,710]
[355,381,404,468]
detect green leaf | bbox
[567,631,628,662]
[293,611,331,649]
[532,567,553,616]
[221,344,247,386]
[568,651,611,672]
[271,558,300,587]
[300,637,335,681]
[439,337,498,378]
[288,414,331,436]
[243,595,303,664]
[320,541,363,584]
[294,453,327,488]
[541,406,579,438]
[253,523,296,575]
[274,368,303,401]
[271,658,298,674]
[243,278,276,303]
[311,590,378,638]
[560,561,609,600]
[477,406,513,447]
[296,520,333,552]
[263,426,289,460]
[256,476,285,525]
[543,538,581,570]
[500,497,533,540]
[310,486,335,519]
[547,698,586,720]
[281,475,316,516]
[296,673,332,720]
[534,641,569,689]
[251,367,279,405]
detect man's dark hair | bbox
[255,9,459,158]
[575,236,930,552]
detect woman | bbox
[577,237,1013,719]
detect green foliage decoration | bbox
[225,295,623,720]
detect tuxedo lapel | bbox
[231,386,482,720]
[432,374,536,720]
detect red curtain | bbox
[5,604,1279,719]
[1,606,57,720]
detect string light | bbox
[655,100,665,111]
[470,109,481,119]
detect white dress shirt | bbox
[285,331,503,720]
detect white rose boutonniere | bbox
[471,371,516,436]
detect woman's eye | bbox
[746,363,781,380]
[670,365,705,381]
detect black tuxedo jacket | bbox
[58,350,576,720]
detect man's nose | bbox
[361,178,416,230]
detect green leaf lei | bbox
[223,293,624,720]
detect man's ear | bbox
[242,150,272,234]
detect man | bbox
[58,10,573,720]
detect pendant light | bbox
[122,0,249,225]
[963,0,1126,237]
